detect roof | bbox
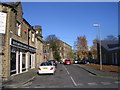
[98,40,120,51]
[7,2,20,8]
[0,2,20,10]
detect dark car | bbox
[48,60,57,66]
[64,60,71,65]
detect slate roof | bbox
[0,1,21,12]
[98,40,120,51]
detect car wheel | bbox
[37,72,40,75]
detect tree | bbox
[45,34,61,61]
[75,35,88,60]
[90,39,98,59]
[67,49,74,59]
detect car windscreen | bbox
[75,60,78,61]
[47,62,52,66]
[40,62,52,66]
[65,60,70,61]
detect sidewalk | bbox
[78,64,119,80]
[2,68,37,88]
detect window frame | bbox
[16,21,21,36]
[31,33,35,42]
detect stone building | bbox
[33,25,43,67]
[0,2,43,81]
[43,40,72,62]
[43,42,54,61]
[59,41,73,60]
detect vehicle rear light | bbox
[38,68,41,70]
[50,67,54,70]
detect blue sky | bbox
[21,2,118,49]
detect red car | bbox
[64,60,71,65]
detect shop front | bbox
[10,38,36,75]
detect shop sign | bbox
[0,12,7,34]
[12,40,28,49]
[11,39,36,52]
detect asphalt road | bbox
[20,63,119,88]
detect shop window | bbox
[16,21,21,36]
[22,53,26,71]
[29,55,31,68]
[10,52,16,75]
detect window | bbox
[22,53,26,71]
[32,33,35,42]
[16,21,21,36]
[10,52,16,75]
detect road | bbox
[20,63,119,88]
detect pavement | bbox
[2,68,37,88]
[1,64,120,89]
[78,64,119,80]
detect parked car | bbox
[48,60,57,66]
[64,60,71,65]
[37,62,56,75]
[60,61,63,64]
[74,60,79,64]
[79,60,86,64]
[79,59,97,64]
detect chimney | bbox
[33,25,42,36]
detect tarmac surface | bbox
[2,64,120,88]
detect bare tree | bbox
[45,34,61,61]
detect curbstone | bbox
[2,75,36,88]
[77,64,119,80]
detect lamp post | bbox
[93,24,102,70]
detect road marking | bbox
[88,82,98,86]
[70,76,77,86]
[63,65,77,87]
[63,65,70,75]
[67,71,70,75]
[77,83,84,86]
[101,82,111,85]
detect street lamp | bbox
[93,24,102,70]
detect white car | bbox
[74,60,78,64]
[37,62,56,75]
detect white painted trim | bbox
[26,52,28,71]
[20,52,22,73]
[31,54,35,69]
[16,51,19,74]
[10,38,12,45]
[10,69,16,73]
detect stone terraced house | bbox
[0,2,43,81]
